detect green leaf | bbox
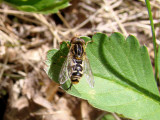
[3,0,70,14]
[46,33,160,120]
[158,46,160,80]
[101,114,116,120]
[46,42,69,83]
[46,49,58,66]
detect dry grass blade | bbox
[33,14,62,43]
[0,48,8,82]
[103,0,128,36]
[112,113,122,120]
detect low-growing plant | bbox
[45,1,160,120]
[46,32,160,120]
[2,0,70,14]
[3,0,160,119]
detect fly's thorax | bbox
[71,43,85,59]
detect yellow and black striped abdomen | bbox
[71,59,83,84]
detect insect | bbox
[58,37,94,90]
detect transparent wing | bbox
[83,56,94,88]
[58,52,72,84]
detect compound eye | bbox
[71,37,77,43]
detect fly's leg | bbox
[66,83,72,90]
[59,83,72,90]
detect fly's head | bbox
[71,37,85,45]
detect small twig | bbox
[25,40,49,49]
[73,8,102,31]
[57,11,71,29]
[112,113,121,120]
[109,0,123,9]
[0,30,19,45]
[53,37,57,49]
[13,14,42,25]
[103,0,128,36]
[79,3,96,12]
[33,14,62,43]
[0,8,34,16]
[0,48,9,82]
[109,20,119,32]
[123,22,150,29]
[96,112,107,120]
[63,8,103,36]
[31,110,67,116]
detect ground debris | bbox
[0,0,159,120]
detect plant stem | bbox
[145,0,158,83]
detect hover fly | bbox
[58,37,94,90]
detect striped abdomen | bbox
[71,59,83,84]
